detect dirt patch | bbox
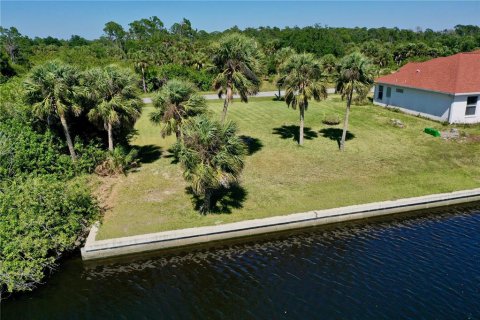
[93,175,124,220]
[143,189,177,202]
[466,134,480,143]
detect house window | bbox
[378,85,383,100]
[466,96,478,116]
[396,88,404,93]
[386,87,391,98]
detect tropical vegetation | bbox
[335,52,375,151]
[150,79,207,140]
[175,116,246,213]
[278,53,327,145]
[0,16,479,295]
[211,33,263,122]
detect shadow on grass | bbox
[319,128,355,149]
[134,145,162,164]
[164,147,180,164]
[186,184,248,214]
[239,135,264,155]
[272,125,318,143]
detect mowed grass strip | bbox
[96,95,480,239]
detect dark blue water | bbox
[2,206,480,319]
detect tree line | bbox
[1,19,479,88]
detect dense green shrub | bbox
[0,175,99,293]
[322,114,341,125]
[0,119,71,179]
[0,77,30,122]
[0,119,107,179]
[146,64,214,91]
[94,146,138,176]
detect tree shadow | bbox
[319,128,355,149]
[164,147,180,164]
[186,184,248,214]
[133,145,162,164]
[239,135,264,155]
[272,125,318,143]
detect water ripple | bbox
[3,206,480,320]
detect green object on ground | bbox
[424,127,441,137]
[96,95,480,240]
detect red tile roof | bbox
[376,50,480,94]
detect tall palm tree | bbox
[211,33,263,122]
[176,115,246,214]
[83,65,142,151]
[129,50,151,93]
[336,52,374,152]
[150,79,207,140]
[279,53,328,145]
[24,60,81,160]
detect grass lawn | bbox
[96,95,480,239]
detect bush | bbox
[322,114,341,125]
[0,119,72,179]
[94,146,138,176]
[0,77,30,122]
[0,175,99,293]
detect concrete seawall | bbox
[81,188,480,261]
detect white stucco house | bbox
[373,49,480,124]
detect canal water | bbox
[2,206,480,319]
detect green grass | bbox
[96,95,480,239]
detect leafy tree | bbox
[128,16,166,40]
[68,35,89,47]
[82,65,142,151]
[0,51,16,83]
[319,53,338,83]
[336,52,374,151]
[170,18,195,38]
[176,116,246,213]
[150,79,207,140]
[278,53,327,145]
[211,33,263,122]
[24,60,81,160]
[0,26,22,62]
[103,21,126,56]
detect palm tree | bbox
[83,65,142,151]
[130,50,151,93]
[150,79,207,140]
[320,54,338,83]
[278,53,328,145]
[336,52,374,152]
[176,115,246,214]
[211,33,263,122]
[273,47,296,99]
[24,60,81,160]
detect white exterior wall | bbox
[373,84,480,124]
[450,94,480,124]
[373,84,453,122]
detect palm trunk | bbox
[141,67,147,93]
[202,189,212,214]
[278,86,281,99]
[175,129,181,141]
[59,114,77,161]
[299,105,305,146]
[340,86,354,152]
[107,122,114,151]
[221,85,232,123]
